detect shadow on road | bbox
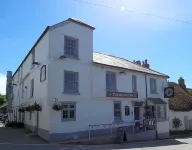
[94,139,188,150]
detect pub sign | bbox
[106,91,138,98]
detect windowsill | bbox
[105,89,118,92]
[150,92,158,94]
[63,55,80,60]
[61,119,76,122]
[132,90,138,93]
[63,92,80,95]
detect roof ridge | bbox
[93,51,168,77]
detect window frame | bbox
[64,71,79,94]
[132,75,137,92]
[30,78,34,98]
[150,78,157,93]
[157,104,167,119]
[61,103,76,122]
[64,35,79,59]
[124,106,130,116]
[114,101,122,121]
[40,65,46,82]
[106,71,117,91]
[21,83,24,98]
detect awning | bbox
[147,98,167,105]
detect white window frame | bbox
[61,103,76,122]
[132,75,137,92]
[64,71,79,93]
[40,65,46,82]
[64,36,79,59]
[157,105,166,119]
[114,102,122,121]
[150,78,157,93]
[21,83,24,98]
[106,71,117,91]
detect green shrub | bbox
[172,117,182,129]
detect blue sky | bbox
[0,0,192,94]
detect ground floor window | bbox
[157,105,166,119]
[62,103,76,121]
[114,102,121,121]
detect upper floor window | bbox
[64,71,79,93]
[62,103,76,121]
[21,83,24,98]
[64,36,78,59]
[40,65,46,82]
[150,78,157,93]
[30,79,34,97]
[106,71,116,90]
[132,75,137,92]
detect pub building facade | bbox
[7,18,170,142]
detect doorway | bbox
[134,107,140,120]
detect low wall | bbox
[169,110,192,131]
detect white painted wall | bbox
[11,31,50,131]
[157,120,169,134]
[169,110,192,131]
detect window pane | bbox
[65,37,77,57]
[63,110,68,119]
[125,106,130,116]
[63,105,68,108]
[69,110,75,118]
[70,105,74,108]
[65,72,78,92]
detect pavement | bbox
[1,122,192,150]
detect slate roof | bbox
[169,85,192,111]
[93,52,169,77]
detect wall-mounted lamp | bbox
[32,62,40,65]
[25,86,27,89]
[119,71,126,74]
[59,55,66,59]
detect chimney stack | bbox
[142,59,150,69]
[135,60,141,65]
[178,77,186,90]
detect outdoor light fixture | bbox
[32,62,40,65]
[59,55,66,59]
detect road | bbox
[1,138,192,150]
[1,122,192,149]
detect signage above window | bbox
[106,91,138,98]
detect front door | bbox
[134,107,140,120]
[114,102,121,121]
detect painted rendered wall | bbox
[47,21,168,136]
[11,32,50,131]
[169,110,192,131]
[48,22,94,134]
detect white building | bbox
[6,18,170,142]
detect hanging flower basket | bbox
[52,98,62,111]
[32,102,42,111]
[25,105,34,112]
[18,107,25,112]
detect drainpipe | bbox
[145,75,148,109]
[145,74,148,117]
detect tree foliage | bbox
[0,94,6,106]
